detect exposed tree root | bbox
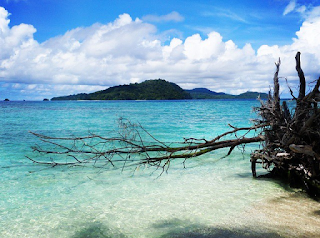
[251,52,320,198]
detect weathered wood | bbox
[251,157,257,178]
[295,52,306,100]
[282,101,291,122]
[28,121,265,172]
[273,58,281,116]
[252,52,320,197]
[289,144,320,160]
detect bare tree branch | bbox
[28,120,264,172]
[295,52,306,100]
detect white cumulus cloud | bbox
[1,6,320,100]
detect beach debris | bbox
[251,52,320,197]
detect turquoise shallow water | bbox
[1,100,319,237]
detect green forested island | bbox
[185,88,268,99]
[51,79,268,100]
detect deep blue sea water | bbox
[1,100,319,237]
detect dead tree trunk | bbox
[252,52,320,197]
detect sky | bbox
[0,0,320,100]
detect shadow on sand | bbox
[71,221,127,238]
[154,219,283,238]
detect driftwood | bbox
[251,52,320,197]
[27,119,264,175]
[27,52,320,196]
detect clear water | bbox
[1,100,319,238]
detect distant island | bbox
[51,79,268,101]
[185,88,268,100]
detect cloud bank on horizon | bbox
[0,2,320,100]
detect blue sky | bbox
[3,0,303,47]
[1,0,320,100]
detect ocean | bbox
[1,100,319,238]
